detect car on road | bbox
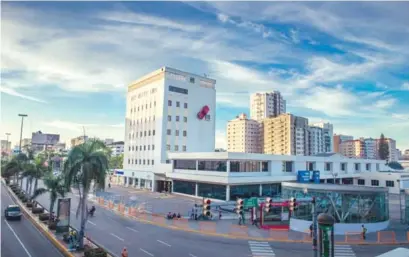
[4,205,22,220]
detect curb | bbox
[2,182,76,257]
[96,199,409,246]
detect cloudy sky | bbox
[1,1,409,150]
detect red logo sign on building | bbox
[197,105,210,120]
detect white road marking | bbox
[87,221,96,226]
[189,254,198,257]
[335,245,356,257]
[126,227,139,233]
[140,248,154,256]
[248,241,275,256]
[5,220,33,257]
[110,233,124,241]
[157,239,171,247]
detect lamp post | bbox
[18,114,28,154]
[305,187,318,255]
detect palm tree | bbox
[24,157,49,196]
[63,139,109,248]
[32,174,66,222]
[4,158,24,185]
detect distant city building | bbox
[227,113,261,153]
[386,138,397,162]
[308,126,324,155]
[250,91,286,122]
[21,138,31,148]
[52,142,66,153]
[1,140,12,156]
[31,131,60,152]
[396,149,402,160]
[340,139,365,159]
[215,148,226,152]
[107,141,124,156]
[333,134,354,153]
[262,113,309,156]
[71,136,88,148]
[363,138,378,159]
[312,122,334,153]
[104,138,114,145]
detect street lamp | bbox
[18,114,28,154]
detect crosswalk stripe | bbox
[334,244,356,257]
[248,241,275,257]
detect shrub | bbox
[26,202,33,208]
[39,213,50,221]
[84,247,107,257]
[62,233,70,243]
[32,207,44,214]
[48,221,57,230]
[21,197,28,203]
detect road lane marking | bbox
[157,239,171,247]
[110,233,124,241]
[189,254,198,257]
[140,248,154,256]
[5,220,33,257]
[88,221,96,226]
[126,227,139,232]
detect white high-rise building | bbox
[250,91,286,121]
[312,122,334,153]
[308,126,324,155]
[226,113,261,153]
[364,138,378,159]
[386,138,397,162]
[123,67,216,191]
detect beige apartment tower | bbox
[262,113,309,155]
[226,113,261,153]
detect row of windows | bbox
[128,130,155,139]
[167,129,187,136]
[169,85,188,95]
[358,179,395,187]
[127,159,155,165]
[168,100,188,108]
[130,101,156,113]
[129,118,155,126]
[129,145,155,151]
[168,115,188,122]
[166,145,187,151]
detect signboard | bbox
[312,170,320,184]
[297,170,311,183]
[32,132,60,145]
[114,170,124,175]
[56,198,71,233]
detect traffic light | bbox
[236,198,244,215]
[289,197,296,211]
[264,197,272,212]
[203,198,211,216]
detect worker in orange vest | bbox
[121,247,128,257]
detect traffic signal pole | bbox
[312,197,318,257]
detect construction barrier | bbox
[345,232,363,243]
[229,225,248,236]
[377,231,396,243]
[199,221,217,233]
[118,204,125,214]
[173,218,189,229]
[128,207,137,217]
[108,201,114,209]
[269,230,289,241]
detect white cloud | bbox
[402,82,409,90]
[0,86,47,103]
[373,98,396,109]
[215,130,226,149]
[44,120,124,132]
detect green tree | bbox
[109,154,123,169]
[32,174,66,222]
[63,139,109,248]
[378,133,390,162]
[24,157,50,196]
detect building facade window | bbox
[197,183,225,200]
[176,101,180,107]
[371,180,379,186]
[261,184,281,197]
[173,180,195,195]
[355,163,361,172]
[282,161,293,172]
[183,145,187,151]
[325,162,332,172]
[175,130,179,136]
[166,144,170,150]
[230,161,263,172]
[167,129,171,135]
[366,163,371,171]
[340,163,347,171]
[198,161,227,172]
[183,131,187,137]
[230,185,259,199]
[175,145,179,151]
[184,117,187,122]
[386,181,395,187]
[358,179,365,185]
[168,115,171,121]
[174,160,196,170]
[184,103,188,109]
[176,116,180,122]
[168,100,172,106]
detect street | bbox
[1,183,64,257]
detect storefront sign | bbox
[56,198,71,233]
[297,170,311,183]
[312,170,320,184]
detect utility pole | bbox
[18,114,28,154]
[312,197,318,257]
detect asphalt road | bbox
[23,179,407,257]
[1,183,64,257]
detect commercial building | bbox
[31,131,60,152]
[1,140,11,156]
[166,151,388,201]
[107,141,124,156]
[250,91,286,121]
[357,171,409,194]
[308,126,324,155]
[312,122,333,152]
[21,138,31,148]
[262,113,309,156]
[340,139,365,158]
[71,136,88,148]
[226,113,261,153]
[333,134,353,153]
[122,67,216,191]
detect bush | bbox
[84,247,107,257]
[32,207,44,214]
[62,233,70,243]
[48,221,57,230]
[39,213,50,221]
[21,197,28,203]
[26,202,33,208]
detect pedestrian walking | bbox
[361,225,367,240]
[219,210,222,220]
[309,223,313,238]
[238,213,242,225]
[121,247,128,257]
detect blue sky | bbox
[1,1,409,151]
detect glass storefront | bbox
[174,160,196,170]
[230,161,269,172]
[198,161,227,172]
[173,180,196,196]
[282,185,389,223]
[261,184,281,197]
[230,185,259,199]
[198,183,226,200]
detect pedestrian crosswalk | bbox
[335,245,356,257]
[248,241,275,257]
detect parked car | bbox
[4,205,22,221]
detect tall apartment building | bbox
[340,139,365,158]
[123,67,216,191]
[107,141,124,156]
[363,138,378,159]
[71,136,88,148]
[308,126,324,155]
[386,138,397,162]
[312,122,334,152]
[226,113,261,153]
[333,134,354,153]
[250,91,286,121]
[1,140,11,155]
[262,113,309,155]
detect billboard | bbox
[56,198,71,233]
[32,132,60,145]
[297,170,311,183]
